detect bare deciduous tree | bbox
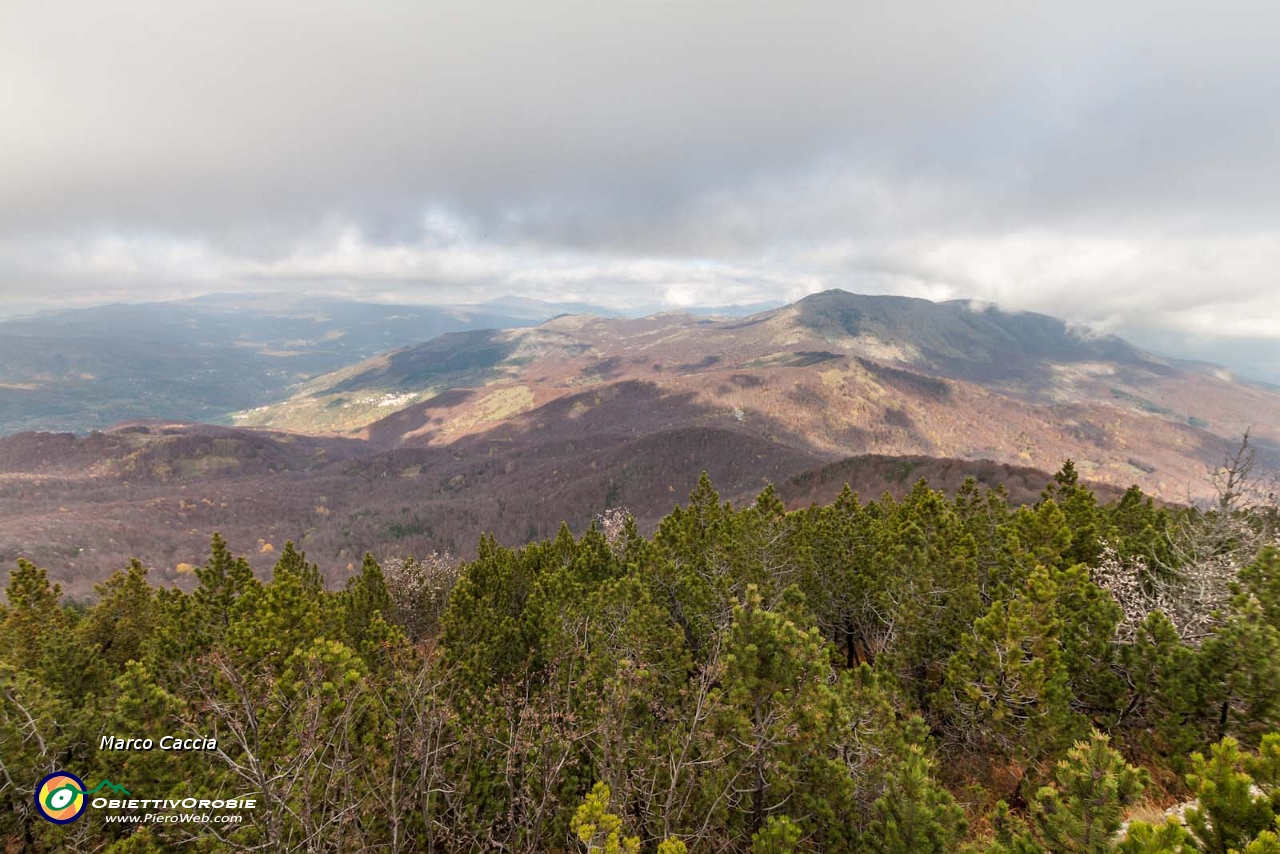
[383,552,460,641]
[595,507,632,555]
[1095,431,1278,645]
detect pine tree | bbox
[795,486,883,670]
[710,585,848,844]
[191,532,257,643]
[1026,731,1148,854]
[1239,546,1280,631]
[1183,737,1278,854]
[343,552,392,643]
[1054,564,1124,719]
[1118,734,1280,854]
[954,477,1014,602]
[1010,499,1074,573]
[877,482,982,713]
[1200,595,1280,744]
[1107,485,1175,570]
[4,462,1279,852]
[866,744,967,854]
[1244,830,1280,854]
[571,783,641,854]
[78,559,156,673]
[752,815,804,854]
[939,565,1081,771]
[1118,611,1210,764]
[651,472,736,653]
[227,542,331,670]
[1042,461,1105,567]
[1117,820,1196,854]
[271,540,324,594]
[0,559,64,672]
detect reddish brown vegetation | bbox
[4,290,1279,594]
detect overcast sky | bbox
[3,1,1279,371]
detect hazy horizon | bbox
[3,1,1279,379]
[5,285,1278,385]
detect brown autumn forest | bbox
[2,290,1278,595]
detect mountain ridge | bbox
[4,288,1278,592]
[233,289,1280,496]
[0,295,589,435]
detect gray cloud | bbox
[2,0,1279,372]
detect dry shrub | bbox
[383,551,460,641]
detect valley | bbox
[2,289,1277,593]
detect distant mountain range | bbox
[2,289,1277,593]
[0,293,782,435]
[238,289,1280,489]
[0,295,576,434]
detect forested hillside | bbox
[242,291,1280,503]
[0,424,1113,594]
[9,290,1280,593]
[2,458,1279,852]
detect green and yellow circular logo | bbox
[35,771,88,824]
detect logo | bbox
[34,772,130,824]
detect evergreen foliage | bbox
[1,465,1278,851]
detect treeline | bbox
[2,461,1279,852]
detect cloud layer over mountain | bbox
[3,1,1278,368]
